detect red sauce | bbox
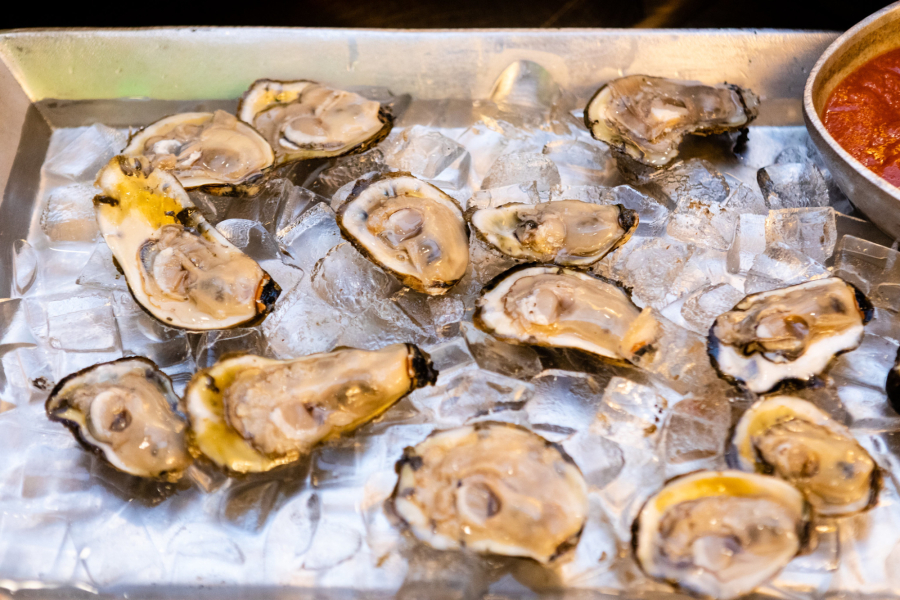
[823,47,900,188]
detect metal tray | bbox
[0,28,848,599]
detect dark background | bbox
[0,0,893,30]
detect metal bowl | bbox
[804,1,900,240]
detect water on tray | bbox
[3,60,900,597]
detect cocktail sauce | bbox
[823,47,900,187]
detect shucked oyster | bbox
[123,110,275,190]
[95,156,280,330]
[337,172,469,295]
[184,344,437,473]
[585,75,759,167]
[468,200,638,266]
[474,265,640,361]
[634,470,809,600]
[708,278,872,393]
[391,422,589,563]
[46,358,192,481]
[237,79,392,165]
[731,396,879,516]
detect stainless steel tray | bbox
[0,28,847,599]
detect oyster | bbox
[885,348,900,414]
[731,396,879,516]
[708,278,872,393]
[337,172,469,295]
[585,75,760,167]
[391,422,588,563]
[634,470,809,600]
[46,357,192,481]
[474,265,640,361]
[237,79,392,164]
[95,155,280,330]
[184,344,436,473]
[123,110,275,190]
[468,200,638,266]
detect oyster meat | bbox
[468,200,638,266]
[237,79,392,164]
[184,344,436,473]
[708,278,872,393]
[95,155,280,330]
[391,422,588,563]
[123,110,275,190]
[731,396,879,516]
[46,357,192,481]
[337,172,469,295]
[585,75,759,167]
[474,265,640,361]
[634,470,809,600]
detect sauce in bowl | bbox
[823,47,900,188]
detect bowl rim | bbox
[803,1,900,202]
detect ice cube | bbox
[526,369,606,438]
[561,429,625,490]
[829,334,898,390]
[747,241,829,287]
[641,159,729,207]
[166,523,246,584]
[456,122,511,188]
[76,242,127,291]
[481,153,561,192]
[619,238,697,309]
[194,328,268,368]
[489,60,561,110]
[307,148,388,200]
[187,189,235,224]
[765,207,837,263]
[273,186,327,242]
[835,213,895,249]
[46,298,120,353]
[467,182,539,211]
[680,283,745,335]
[834,378,900,432]
[410,368,532,427]
[278,202,344,273]
[551,185,670,236]
[468,237,519,286]
[422,337,476,378]
[542,139,621,187]
[262,277,344,358]
[12,239,38,297]
[660,394,730,475]
[726,213,768,274]
[216,218,304,292]
[112,293,191,369]
[311,243,398,314]
[383,125,468,179]
[666,196,737,251]
[40,184,100,244]
[392,289,464,339]
[833,235,900,309]
[460,322,542,381]
[42,124,127,183]
[224,178,308,234]
[757,162,830,209]
[722,175,768,216]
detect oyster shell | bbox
[468,200,638,266]
[708,278,872,393]
[95,155,280,330]
[237,79,392,165]
[46,357,192,481]
[585,75,759,167]
[634,470,809,600]
[474,264,640,361]
[731,396,879,516]
[183,344,437,473]
[337,172,469,295]
[123,110,275,190]
[391,421,588,563]
[885,347,900,414]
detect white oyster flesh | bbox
[635,471,807,600]
[732,396,878,516]
[337,173,469,295]
[95,156,276,330]
[470,200,638,266]
[184,344,436,473]
[475,265,640,360]
[585,75,759,167]
[392,422,589,563]
[123,110,274,188]
[238,79,387,163]
[709,278,868,393]
[46,358,191,480]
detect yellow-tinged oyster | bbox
[183,344,437,473]
[123,110,274,190]
[46,357,192,481]
[237,79,392,165]
[94,155,280,331]
[391,422,589,563]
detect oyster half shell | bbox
[634,470,809,600]
[123,110,275,191]
[183,344,437,473]
[391,422,589,563]
[468,200,638,266]
[95,156,280,330]
[585,75,759,167]
[237,79,392,165]
[46,357,192,481]
[731,396,879,516]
